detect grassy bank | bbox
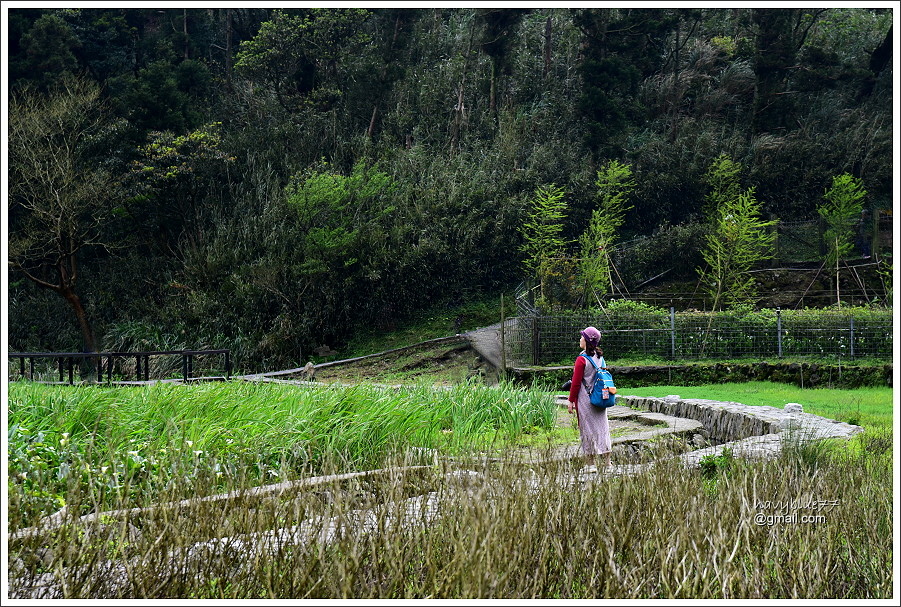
[622,381,894,429]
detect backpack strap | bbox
[579,353,601,393]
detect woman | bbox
[567,326,612,471]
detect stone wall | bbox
[617,395,863,444]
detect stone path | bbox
[461,322,504,370]
[569,395,864,480]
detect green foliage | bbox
[819,173,867,266]
[235,8,370,110]
[125,121,236,254]
[818,173,868,307]
[15,13,80,90]
[519,184,569,303]
[133,121,233,181]
[699,447,734,477]
[699,156,776,309]
[108,59,213,133]
[285,160,395,279]
[611,222,707,286]
[578,160,636,299]
[6,380,556,525]
[4,7,894,362]
[703,153,743,217]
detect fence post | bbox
[224,351,231,381]
[849,317,855,359]
[500,294,507,377]
[182,353,189,382]
[531,316,540,367]
[68,357,74,385]
[670,307,676,360]
[871,209,879,261]
[776,308,783,358]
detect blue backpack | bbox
[581,353,616,409]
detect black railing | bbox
[8,350,231,385]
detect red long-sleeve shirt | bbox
[568,355,587,403]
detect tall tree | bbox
[14,12,81,91]
[573,7,678,156]
[234,8,370,112]
[578,160,635,302]
[751,8,826,133]
[698,156,776,310]
[477,8,529,120]
[519,184,569,304]
[8,78,121,352]
[818,173,867,307]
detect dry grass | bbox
[8,429,893,599]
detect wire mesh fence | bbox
[501,309,892,367]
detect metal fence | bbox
[502,309,893,366]
[7,350,231,385]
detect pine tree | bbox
[698,156,776,310]
[578,160,635,302]
[819,173,867,307]
[520,184,568,305]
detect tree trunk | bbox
[669,17,681,142]
[225,8,233,91]
[450,20,475,152]
[60,286,98,353]
[367,105,378,139]
[489,59,497,116]
[183,9,189,60]
[543,16,552,79]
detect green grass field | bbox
[622,381,894,430]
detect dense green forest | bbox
[5,7,894,372]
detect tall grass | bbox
[8,443,892,599]
[7,379,555,526]
[7,379,893,598]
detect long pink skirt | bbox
[577,395,612,456]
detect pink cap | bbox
[580,326,601,346]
